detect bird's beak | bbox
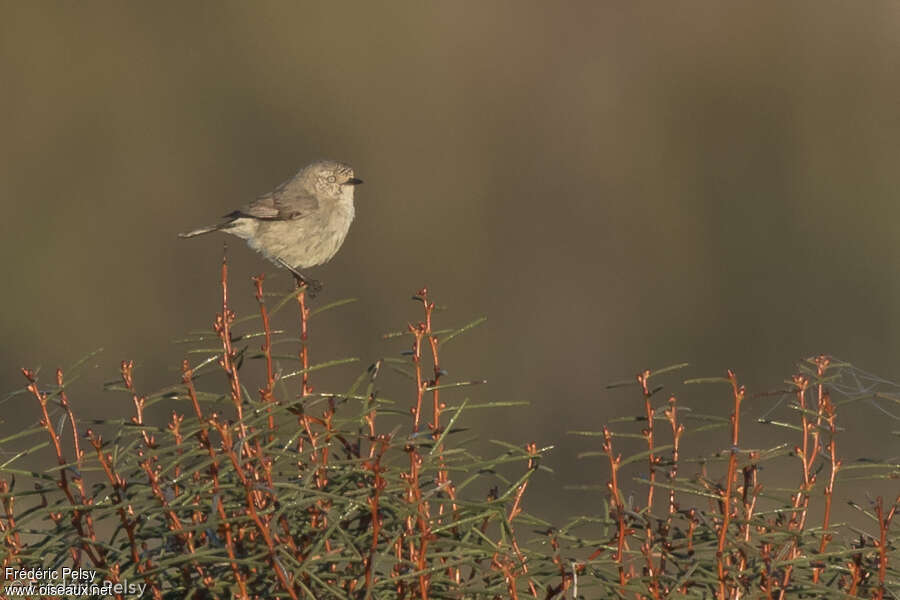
[344,178,364,186]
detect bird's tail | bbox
[178,224,225,238]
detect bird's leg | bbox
[276,258,323,297]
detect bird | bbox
[179,160,362,292]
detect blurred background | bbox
[1,2,898,522]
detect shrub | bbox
[1,259,897,598]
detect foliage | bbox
[1,260,897,599]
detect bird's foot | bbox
[276,258,323,297]
[296,276,323,297]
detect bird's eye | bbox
[327,175,337,183]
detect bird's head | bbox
[300,160,363,201]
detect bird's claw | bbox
[276,257,323,297]
[299,277,323,297]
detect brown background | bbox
[1,2,897,522]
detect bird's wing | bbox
[225,188,319,221]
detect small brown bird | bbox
[179,160,362,291]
